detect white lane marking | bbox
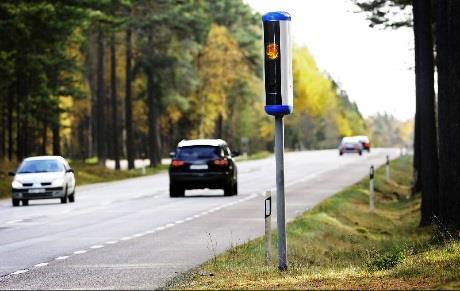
[7,219,23,224]
[133,233,144,238]
[121,236,132,241]
[74,250,87,255]
[155,226,165,231]
[55,256,69,260]
[90,245,104,249]
[11,270,28,275]
[185,217,193,221]
[106,241,118,245]
[175,220,184,224]
[144,230,155,234]
[34,263,48,268]
[165,223,174,228]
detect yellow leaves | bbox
[335,114,353,137]
[292,46,336,118]
[189,24,254,138]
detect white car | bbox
[9,156,76,206]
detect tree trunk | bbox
[52,120,61,156]
[412,110,422,195]
[146,29,161,167]
[96,28,106,165]
[437,0,460,230]
[413,0,439,226]
[42,119,47,155]
[110,33,120,170]
[7,86,13,160]
[125,28,135,170]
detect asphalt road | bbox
[0,149,398,289]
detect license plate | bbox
[190,164,208,170]
[29,189,46,194]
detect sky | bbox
[244,0,415,121]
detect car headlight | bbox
[12,180,22,188]
[51,178,65,187]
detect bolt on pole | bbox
[264,190,272,266]
[275,116,287,271]
[369,165,375,212]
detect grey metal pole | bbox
[264,190,272,266]
[275,116,287,271]
[369,166,374,212]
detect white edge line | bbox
[11,270,28,275]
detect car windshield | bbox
[17,160,64,173]
[176,146,221,161]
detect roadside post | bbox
[385,155,390,181]
[262,11,293,271]
[369,165,374,212]
[264,190,272,266]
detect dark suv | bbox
[168,139,238,197]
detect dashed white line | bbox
[55,256,69,260]
[90,245,104,249]
[144,230,155,234]
[133,233,144,238]
[34,263,48,268]
[105,241,118,245]
[121,236,132,241]
[11,270,28,275]
[155,226,165,231]
[185,217,193,221]
[74,250,87,254]
[6,219,23,224]
[165,223,174,228]
[175,220,184,224]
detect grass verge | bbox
[171,156,460,289]
[0,159,168,199]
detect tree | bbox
[437,0,460,230]
[413,0,439,226]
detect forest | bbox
[0,0,372,170]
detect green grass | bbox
[235,150,272,162]
[171,156,460,289]
[0,159,168,199]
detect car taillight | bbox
[171,160,185,167]
[213,159,229,167]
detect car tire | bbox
[170,184,185,197]
[69,191,75,203]
[233,181,238,196]
[12,199,20,207]
[224,182,234,196]
[339,151,343,156]
[22,199,29,206]
[358,150,362,156]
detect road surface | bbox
[0,149,398,289]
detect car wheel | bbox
[170,184,185,197]
[12,199,20,207]
[224,182,234,196]
[22,199,29,206]
[61,186,69,204]
[339,151,343,156]
[69,191,75,203]
[358,150,362,156]
[233,181,238,196]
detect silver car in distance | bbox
[9,156,76,206]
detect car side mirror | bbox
[231,150,240,157]
[169,152,176,158]
[66,168,74,173]
[8,171,15,177]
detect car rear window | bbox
[176,146,221,161]
[17,160,65,173]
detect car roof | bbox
[342,137,359,142]
[177,139,227,147]
[23,155,66,162]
